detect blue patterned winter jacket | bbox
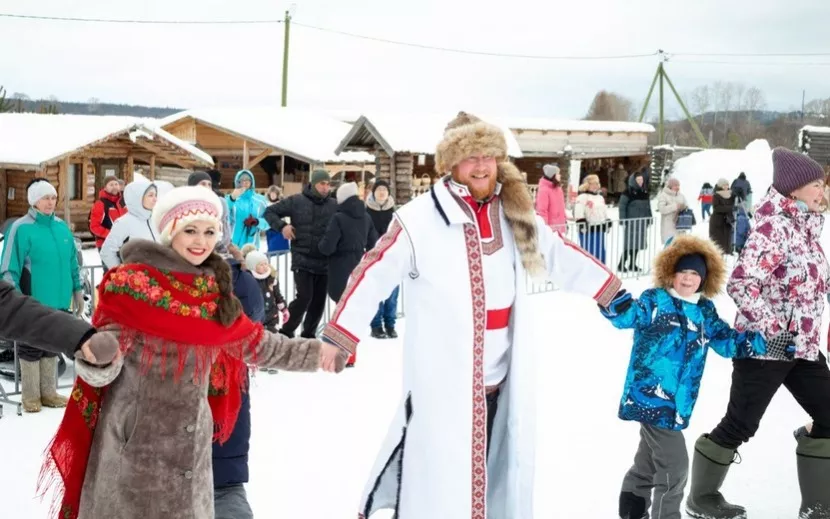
[605,288,765,431]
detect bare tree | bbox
[690,85,711,123]
[585,90,636,121]
[88,97,101,113]
[11,92,30,101]
[744,87,767,123]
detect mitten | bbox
[599,289,633,318]
[278,303,290,324]
[76,331,120,365]
[243,216,259,228]
[766,331,797,361]
[334,348,350,373]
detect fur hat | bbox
[336,182,359,204]
[102,175,119,187]
[151,186,224,246]
[243,247,270,280]
[654,235,726,299]
[434,112,508,174]
[27,179,57,207]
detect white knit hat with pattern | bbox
[151,186,224,246]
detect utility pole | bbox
[639,51,708,148]
[281,9,293,107]
[802,89,806,121]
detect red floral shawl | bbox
[38,263,264,519]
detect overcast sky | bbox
[0,0,828,119]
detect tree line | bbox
[0,87,180,118]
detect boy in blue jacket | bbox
[599,235,790,519]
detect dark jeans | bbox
[701,203,712,219]
[281,270,328,338]
[371,286,400,329]
[17,343,59,362]
[709,354,830,450]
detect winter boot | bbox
[39,356,68,408]
[370,327,387,339]
[685,435,746,519]
[619,491,648,519]
[385,326,398,339]
[796,436,830,519]
[794,425,811,441]
[19,359,42,413]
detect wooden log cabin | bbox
[159,107,374,197]
[0,113,213,234]
[800,126,830,171]
[335,113,522,205]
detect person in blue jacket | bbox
[212,245,265,519]
[598,235,787,519]
[227,170,269,248]
[265,185,291,256]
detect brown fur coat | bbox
[75,240,321,519]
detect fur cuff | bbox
[74,352,124,388]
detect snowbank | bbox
[670,139,773,214]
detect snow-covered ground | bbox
[3,222,829,518]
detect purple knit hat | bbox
[772,148,825,196]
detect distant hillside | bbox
[12,98,181,118]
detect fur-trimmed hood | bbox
[653,235,726,299]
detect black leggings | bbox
[486,389,500,460]
[709,354,830,450]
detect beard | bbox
[453,168,498,201]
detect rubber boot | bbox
[796,436,830,519]
[39,356,68,408]
[19,359,42,413]
[619,491,648,519]
[685,435,746,519]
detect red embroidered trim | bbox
[321,322,359,353]
[463,223,488,519]
[453,195,504,256]
[332,220,403,324]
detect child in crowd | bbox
[241,245,288,334]
[698,183,714,221]
[598,235,782,519]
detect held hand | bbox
[319,342,343,373]
[280,308,290,324]
[599,289,633,318]
[282,224,296,240]
[766,331,797,360]
[79,332,120,365]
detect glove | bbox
[76,331,120,366]
[765,331,797,360]
[599,289,633,318]
[73,290,85,317]
[243,216,259,228]
[278,303,290,324]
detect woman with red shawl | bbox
[39,186,348,519]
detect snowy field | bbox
[1,145,826,517]
[1,261,828,518]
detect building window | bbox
[67,163,83,200]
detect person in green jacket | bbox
[0,178,84,412]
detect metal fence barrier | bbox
[527,216,660,295]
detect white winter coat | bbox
[100,180,159,268]
[322,180,621,519]
[657,187,688,243]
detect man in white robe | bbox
[321,112,625,519]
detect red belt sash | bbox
[486,307,511,330]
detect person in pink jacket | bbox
[536,164,568,233]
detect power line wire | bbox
[673,59,830,66]
[0,12,283,24]
[291,21,658,60]
[674,51,830,57]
